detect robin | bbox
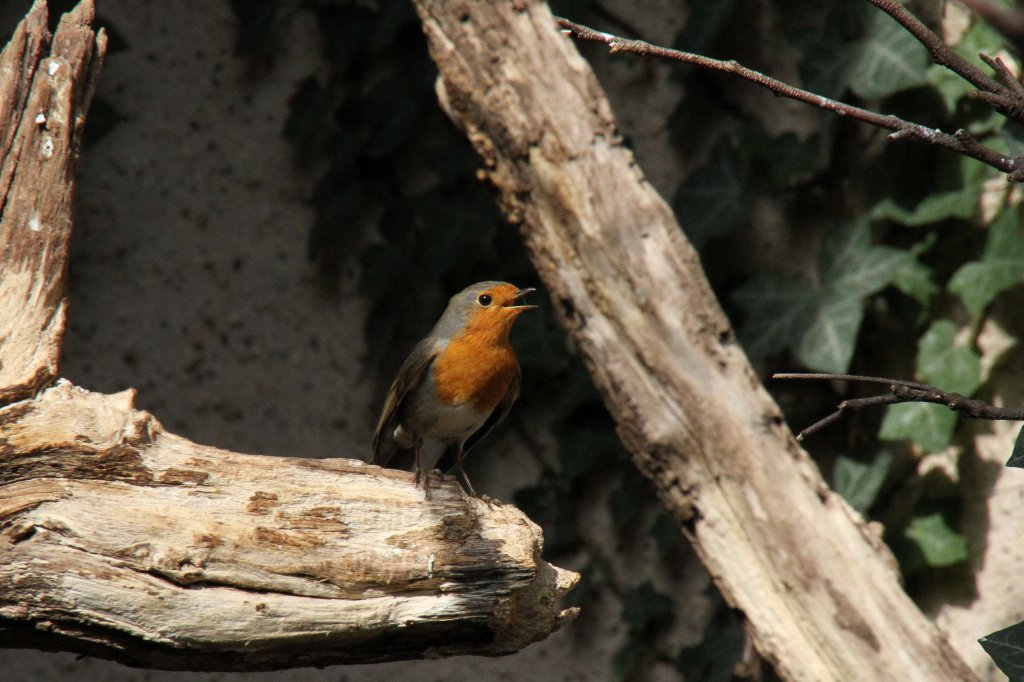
[372,281,536,497]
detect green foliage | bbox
[878,402,958,453]
[917,321,983,395]
[832,451,892,514]
[734,220,912,372]
[980,618,1024,679]
[902,510,969,569]
[848,10,930,99]
[949,207,1024,313]
[890,235,939,307]
[870,188,980,226]
[927,20,1006,118]
[879,320,981,450]
[674,142,749,248]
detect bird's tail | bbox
[371,438,417,471]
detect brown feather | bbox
[371,339,437,466]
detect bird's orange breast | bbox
[433,335,517,412]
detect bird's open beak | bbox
[503,287,537,310]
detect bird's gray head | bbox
[430,281,536,339]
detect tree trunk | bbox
[410,1,978,680]
[0,1,577,670]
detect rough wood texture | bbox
[0,381,578,670]
[0,1,577,670]
[0,0,105,405]
[411,1,977,680]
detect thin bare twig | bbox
[973,53,1024,120]
[555,17,1024,180]
[865,0,1005,95]
[773,373,1024,441]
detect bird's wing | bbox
[437,364,522,472]
[371,339,438,466]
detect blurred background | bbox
[2,0,1023,679]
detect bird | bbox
[371,281,536,497]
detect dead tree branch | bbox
[555,12,1024,181]
[0,382,578,670]
[412,0,978,679]
[0,0,104,404]
[0,1,577,670]
[774,373,1024,441]
[865,0,1005,96]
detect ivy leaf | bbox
[674,142,750,249]
[879,319,980,451]
[879,403,957,452]
[891,235,938,306]
[927,18,1008,117]
[732,274,815,360]
[740,130,828,189]
[734,221,911,372]
[870,189,979,226]
[926,63,972,117]
[980,620,1024,681]
[891,256,938,306]
[795,292,864,374]
[949,208,1024,314]
[903,511,968,567]
[916,320,981,395]
[820,220,910,298]
[833,451,892,514]
[848,10,929,99]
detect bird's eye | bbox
[478,294,492,306]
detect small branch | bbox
[774,373,1024,441]
[864,0,1005,95]
[554,18,1024,180]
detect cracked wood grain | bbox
[0,382,578,670]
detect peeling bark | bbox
[410,0,977,680]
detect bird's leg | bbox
[454,443,477,497]
[413,437,430,499]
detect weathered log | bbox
[410,1,977,680]
[0,381,578,670]
[0,1,577,670]
[0,0,104,404]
